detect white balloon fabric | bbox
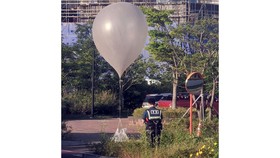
[92,2,148,78]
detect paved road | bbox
[62,117,143,158]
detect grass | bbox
[89,116,219,158]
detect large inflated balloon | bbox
[92,2,148,78]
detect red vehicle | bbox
[157,93,190,108]
[157,93,219,116]
[142,93,171,108]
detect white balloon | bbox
[92,2,148,78]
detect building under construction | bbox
[61,0,219,24]
[61,0,218,45]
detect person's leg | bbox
[156,130,161,147]
[146,130,154,147]
[151,130,156,148]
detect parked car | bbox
[142,93,171,108]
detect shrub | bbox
[95,90,117,106]
[201,117,219,138]
[94,90,118,115]
[62,90,92,115]
[188,142,219,158]
[62,90,118,116]
[132,107,196,120]
[132,108,146,118]
[161,107,188,118]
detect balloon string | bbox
[119,79,123,118]
[117,118,123,129]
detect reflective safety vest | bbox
[147,109,161,120]
[145,108,162,130]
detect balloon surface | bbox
[92,2,148,78]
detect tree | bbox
[62,23,117,115]
[75,23,116,91]
[183,18,219,119]
[142,7,219,114]
[62,23,97,92]
[62,43,78,95]
[142,7,189,109]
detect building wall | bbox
[61,0,219,24]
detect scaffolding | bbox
[61,0,219,24]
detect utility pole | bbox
[187,0,191,22]
[91,50,95,118]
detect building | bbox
[62,0,219,24]
[61,0,219,45]
[145,78,161,85]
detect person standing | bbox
[142,98,163,147]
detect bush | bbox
[62,90,118,116]
[132,108,146,118]
[161,107,188,118]
[62,90,92,115]
[94,90,118,115]
[132,107,195,120]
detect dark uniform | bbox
[142,106,163,147]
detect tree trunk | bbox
[208,78,216,120]
[192,95,199,109]
[171,69,178,109]
[200,89,204,121]
[91,51,95,118]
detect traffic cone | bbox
[196,122,202,137]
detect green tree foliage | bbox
[183,18,219,118]
[142,7,219,116]
[142,7,190,109]
[62,23,119,115]
[75,23,117,92]
[62,23,98,92]
[122,55,172,110]
[184,18,218,82]
[62,43,78,93]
